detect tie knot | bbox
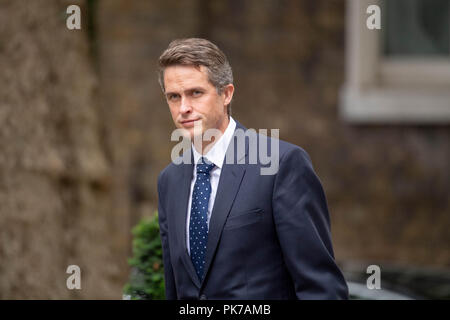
[196,157,215,174]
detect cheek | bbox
[168,106,179,121]
[205,97,223,116]
[168,104,177,115]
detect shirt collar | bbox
[192,116,236,169]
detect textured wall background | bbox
[0,0,448,299]
[0,0,125,298]
[97,0,449,267]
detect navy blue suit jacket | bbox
[157,121,348,299]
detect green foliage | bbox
[123,213,165,299]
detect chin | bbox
[176,120,205,141]
[173,126,190,139]
[181,128,204,141]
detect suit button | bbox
[199,294,207,300]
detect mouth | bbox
[180,118,201,126]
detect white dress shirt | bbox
[186,117,237,255]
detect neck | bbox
[193,138,216,155]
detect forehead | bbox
[163,65,212,92]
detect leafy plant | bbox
[123,213,165,299]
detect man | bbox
[157,38,348,299]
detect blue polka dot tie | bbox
[189,157,215,281]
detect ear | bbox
[222,84,234,107]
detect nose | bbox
[179,96,192,114]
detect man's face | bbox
[163,65,233,140]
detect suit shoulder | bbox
[237,121,310,162]
[270,137,312,165]
[158,160,181,185]
[274,140,315,176]
[157,161,181,206]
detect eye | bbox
[192,90,203,97]
[167,93,180,101]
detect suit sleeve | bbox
[157,172,177,300]
[272,147,349,299]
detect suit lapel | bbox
[201,122,248,288]
[175,151,202,288]
[175,121,249,289]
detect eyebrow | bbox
[165,87,205,96]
